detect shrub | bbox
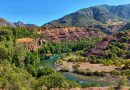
[110,70,120,76]
[74,69,105,76]
[122,36,129,43]
[72,64,80,70]
[117,76,127,89]
[37,67,56,78]
[35,73,80,89]
[0,61,35,90]
[0,47,8,60]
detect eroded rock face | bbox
[43,27,106,42]
[84,34,116,57]
[16,38,46,52]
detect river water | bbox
[39,55,130,86]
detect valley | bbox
[1,3,130,90]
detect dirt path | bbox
[16,38,33,43]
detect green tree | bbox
[0,60,35,90]
[37,67,55,78]
[35,73,79,89]
[0,47,8,60]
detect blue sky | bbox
[0,0,130,26]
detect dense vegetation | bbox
[1,25,130,89]
[1,26,96,89]
[38,37,101,59]
[88,32,130,67]
[0,61,35,90]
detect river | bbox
[39,55,130,87]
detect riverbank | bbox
[56,60,117,72]
[40,55,130,88]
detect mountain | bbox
[89,19,125,34]
[0,18,15,27]
[110,4,130,20]
[14,21,38,27]
[0,18,38,28]
[25,24,38,27]
[14,21,25,27]
[44,4,130,28]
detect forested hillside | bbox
[0,25,103,89]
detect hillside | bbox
[42,26,106,42]
[44,4,130,33]
[84,31,130,60]
[119,22,130,31]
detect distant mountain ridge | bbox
[14,21,25,27]
[0,18,38,27]
[44,4,130,27]
[14,21,38,27]
[0,18,15,27]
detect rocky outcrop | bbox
[43,27,106,42]
[16,38,46,52]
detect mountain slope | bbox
[109,4,130,20]
[0,18,15,27]
[42,27,106,42]
[44,4,130,27]
[119,22,130,31]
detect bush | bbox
[35,73,80,89]
[74,69,105,76]
[108,86,114,90]
[61,67,69,72]
[0,61,35,90]
[110,70,120,76]
[72,64,80,70]
[122,36,129,43]
[81,82,98,88]
[0,47,8,60]
[37,67,56,78]
[116,76,127,89]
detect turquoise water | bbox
[39,55,122,86]
[39,55,60,69]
